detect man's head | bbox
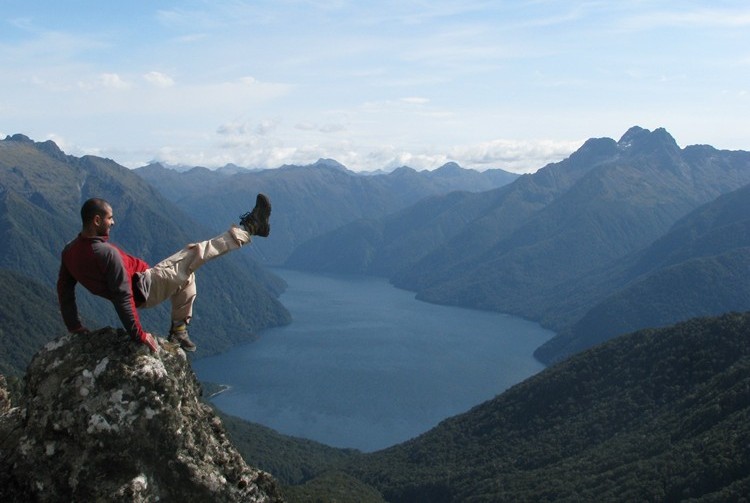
[80,198,114,237]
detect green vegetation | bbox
[218,412,363,486]
[0,268,64,376]
[342,312,750,501]
[543,248,750,363]
[282,471,386,503]
[217,412,386,501]
[537,180,750,363]
[211,312,750,501]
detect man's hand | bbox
[142,332,159,354]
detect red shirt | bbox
[57,234,150,342]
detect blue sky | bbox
[1,1,748,173]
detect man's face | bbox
[95,205,115,237]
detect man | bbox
[57,194,271,353]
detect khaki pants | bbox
[140,225,251,324]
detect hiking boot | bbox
[240,193,271,237]
[168,324,196,352]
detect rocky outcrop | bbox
[0,328,283,502]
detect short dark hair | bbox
[81,198,111,225]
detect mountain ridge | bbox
[134,159,519,265]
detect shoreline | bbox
[201,382,231,399]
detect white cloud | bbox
[168,134,582,174]
[96,73,131,90]
[2,1,748,175]
[326,137,583,174]
[254,119,279,136]
[400,97,430,105]
[448,138,583,173]
[295,121,347,133]
[621,7,750,31]
[319,123,346,133]
[216,121,250,136]
[143,71,175,88]
[217,118,280,138]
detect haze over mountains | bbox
[129,125,750,363]
[281,126,750,362]
[135,158,518,265]
[134,124,750,364]
[3,125,748,370]
[2,126,750,500]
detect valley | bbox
[193,268,552,452]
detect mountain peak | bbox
[618,125,649,146]
[312,158,348,171]
[217,163,251,175]
[2,133,67,161]
[565,136,618,166]
[434,161,463,173]
[4,133,34,144]
[618,126,679,151]
[0,328,282,502]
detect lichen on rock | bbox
[0,327,284,502]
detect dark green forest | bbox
[0,269,62,384]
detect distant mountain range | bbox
[283,126,750,363]
[4,126,748,367]
[134,159,519,265]
[3,128,750,501]
[0,134,290,374]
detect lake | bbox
[193,268,554,452]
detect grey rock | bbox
[0,328,284,502]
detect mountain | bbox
[0,327,283,502]
[285,133,625,277]
[134,159,518,265]
[392,128,747,313]
[0,268,63,376]
[286,127,750,358]
[536,180,750,363]
[0,134,290,372]
[217,412,388,501]
[331,311,750,501]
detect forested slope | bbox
[342,311,750,502]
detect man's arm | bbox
[96,244,148,344]
[57,261,87,333]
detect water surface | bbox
[194,269,553,452]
